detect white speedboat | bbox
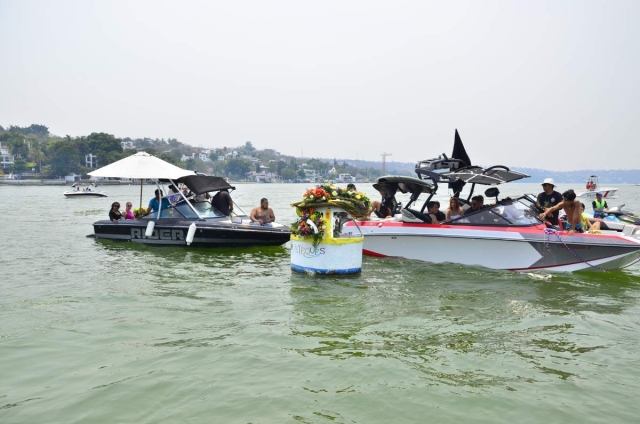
[63,183,107,198]
[342,139,640,272]
[576,175,618,198]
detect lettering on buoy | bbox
[293,244,326,258]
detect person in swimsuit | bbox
[580,202,601,232]
[124,202,135,220]
[540,189,583,234]
[446,197,464,221]
[250,198,275,226]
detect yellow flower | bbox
[332,191,337,196]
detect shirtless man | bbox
[250,198,275,226]
[540,189,583,234]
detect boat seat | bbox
[401,208,432,223]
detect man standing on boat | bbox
[250,198,275,226]
[211,189,233,216]
[536,178,562,226]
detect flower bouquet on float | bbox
[290,184,368,275]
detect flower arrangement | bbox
[133,207,147,219]
[291,183,371,219]
[290,209,326,248]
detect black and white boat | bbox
[92,175,290,247]
[63,183,107,198]
[87,152,290,248]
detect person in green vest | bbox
[592,192,608,218]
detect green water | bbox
[2,184,640,423]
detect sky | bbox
[1,0,639,171]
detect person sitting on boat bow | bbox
[250,198,275,226]
[540,189,583,234]
[592,192,608,219]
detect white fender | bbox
[186,222,197,245]
[145,220,155,237]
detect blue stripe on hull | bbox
[291,264,361,275]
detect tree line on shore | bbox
[0,124,391,181]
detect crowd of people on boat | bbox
[105,177,616,235]
[535,178,608,234]
[107,183,277,226]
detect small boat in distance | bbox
[337,173,354,183]
[63,183,107,198]
[577,175,618,198]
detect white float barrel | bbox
[186,222,197,245]
[145,220,155,237]
[291,206,363,275]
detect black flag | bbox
[451,129,471,167]
[449,129,471,196]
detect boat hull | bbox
[92,219,290,247]
[344,221,640,272]
[64,192,108,198]
[577,188,618,198]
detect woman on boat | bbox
[124,202,135,220]
[109,202,123,222]
[446,197,465,221]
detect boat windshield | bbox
[153,201,230,219]
[448,199,541,226]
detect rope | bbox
[543,228,640,271]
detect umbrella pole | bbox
[139,180,143,211]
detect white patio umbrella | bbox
[88,152,195,210]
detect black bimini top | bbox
[175,175,235,195]
[375,176,435,196]
[442,165,529,186]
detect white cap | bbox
[542,178,555,186]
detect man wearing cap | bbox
[592,192,608,218]
[536,178,562,226]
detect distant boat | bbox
[63,183,107,198]
[576,175,618,198]
[337,173,354,183]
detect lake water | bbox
[2,183,640,423]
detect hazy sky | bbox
[1,0,638,171]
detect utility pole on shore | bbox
[381,152,392,174]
